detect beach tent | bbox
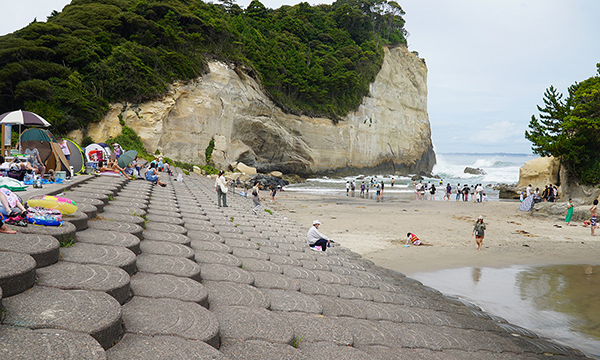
[19,128,70,173]
[66,139,85,175]
[85,143,111,162]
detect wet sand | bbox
[269,190,600,276]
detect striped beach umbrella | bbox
[0,110,51,127]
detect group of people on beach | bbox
[414,181,488,202]
[346,176,394,201]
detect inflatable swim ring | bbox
[27,195,78,214]
[27,216,62,226]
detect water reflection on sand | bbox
[412,264,600,359]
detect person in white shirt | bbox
[526,184,532,197]
[475,184,483,203]
[306,220,330,252]
[215,170,228,207]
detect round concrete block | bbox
[314,296,367,319]
[180,216,210,224]
[238,258,282,274]
[103,205,146,217]
[282,312,355,346]
[0,233,59,268]
[36,262,130,304]
[117,190,151,198]
[204,281,269,309]
[145,222,187,235]
[99,212,145,228]
[122,297,219,347]
[146,209,181,218]
[200,264,254,285]
[268,255,302,267]
[130,273,207,306]
[253,239,278,247]
[300,260,331,271]
[76,229,141,255]
[147,205,179,213]
[353,270,383,282]
[0,326,106,360]
[75,202,98,220]
[298,341,372,358]
[232,248,270,261]
[116,193,150,203]
[140,240,194,259]
[179,208,207,216]
[296,279,339,297]
[330,266,354,276]
[251,272,300,291]
[268,236,297,244]
[214,226,242,234]
[143,230,191,245]
[239,231,268,239]
[224,238,259,250]
[219,232,250,240]
[106,333,228,360]
[109,200,148,210]
[67,191,110,205]
[184,222,217,232]
[2,287,122,349]
[212,306,293,345]
[136,254,201,281]
[190,239,232,254]
[288,251,317,261]
[282,266,319,281]
[187,230,222,242]
[262,289,322,314]
[219,339,302,360]
[210,219,235,227]
[15,221,76,246]
[348,276,380,289]
[60,243,137,275]
[195,250,242,267]
[279,243,307,252]
[0,251,36,296]
[87,220,143,239]
[315,256,344,267]
[144,214,184,226]
[312,270,350,285]
[331,285,374,302]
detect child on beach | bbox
[405,233,432,246]
[590,199,598,235]
[472,215,486,251]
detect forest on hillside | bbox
[526,64,600,184]
[0,0,409,134]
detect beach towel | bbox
[519,195,534,211]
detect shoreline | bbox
[269,189,600,276]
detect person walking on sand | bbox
[444,183,451,201]
[346,181,350,196]
[456,184,461,201]
[565,198,574,225]
[472,215,486,251]
[590,199,598,235]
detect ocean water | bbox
[412,265,600,359]
[284,153,537,201]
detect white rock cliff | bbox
[81,46,435,175]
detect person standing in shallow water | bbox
[472,215,486,251]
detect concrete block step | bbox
[60,242,137,275]
[0,233,59,268]
[2,286,122,349]
[76,229,141,255]
[0,251,36,297]
[36,262,131,304]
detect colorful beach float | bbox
[27,195,78,214]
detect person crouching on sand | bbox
[405,233,432,246]
[472,215,486,251]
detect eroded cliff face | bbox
[81,46,435,175]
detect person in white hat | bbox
[307,220,330,252]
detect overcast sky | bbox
[2,1,599,154]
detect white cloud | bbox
[469,121,524,145]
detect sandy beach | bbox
[269,190,600,276]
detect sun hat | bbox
[478,215,483,220]
[313,220,321,225]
